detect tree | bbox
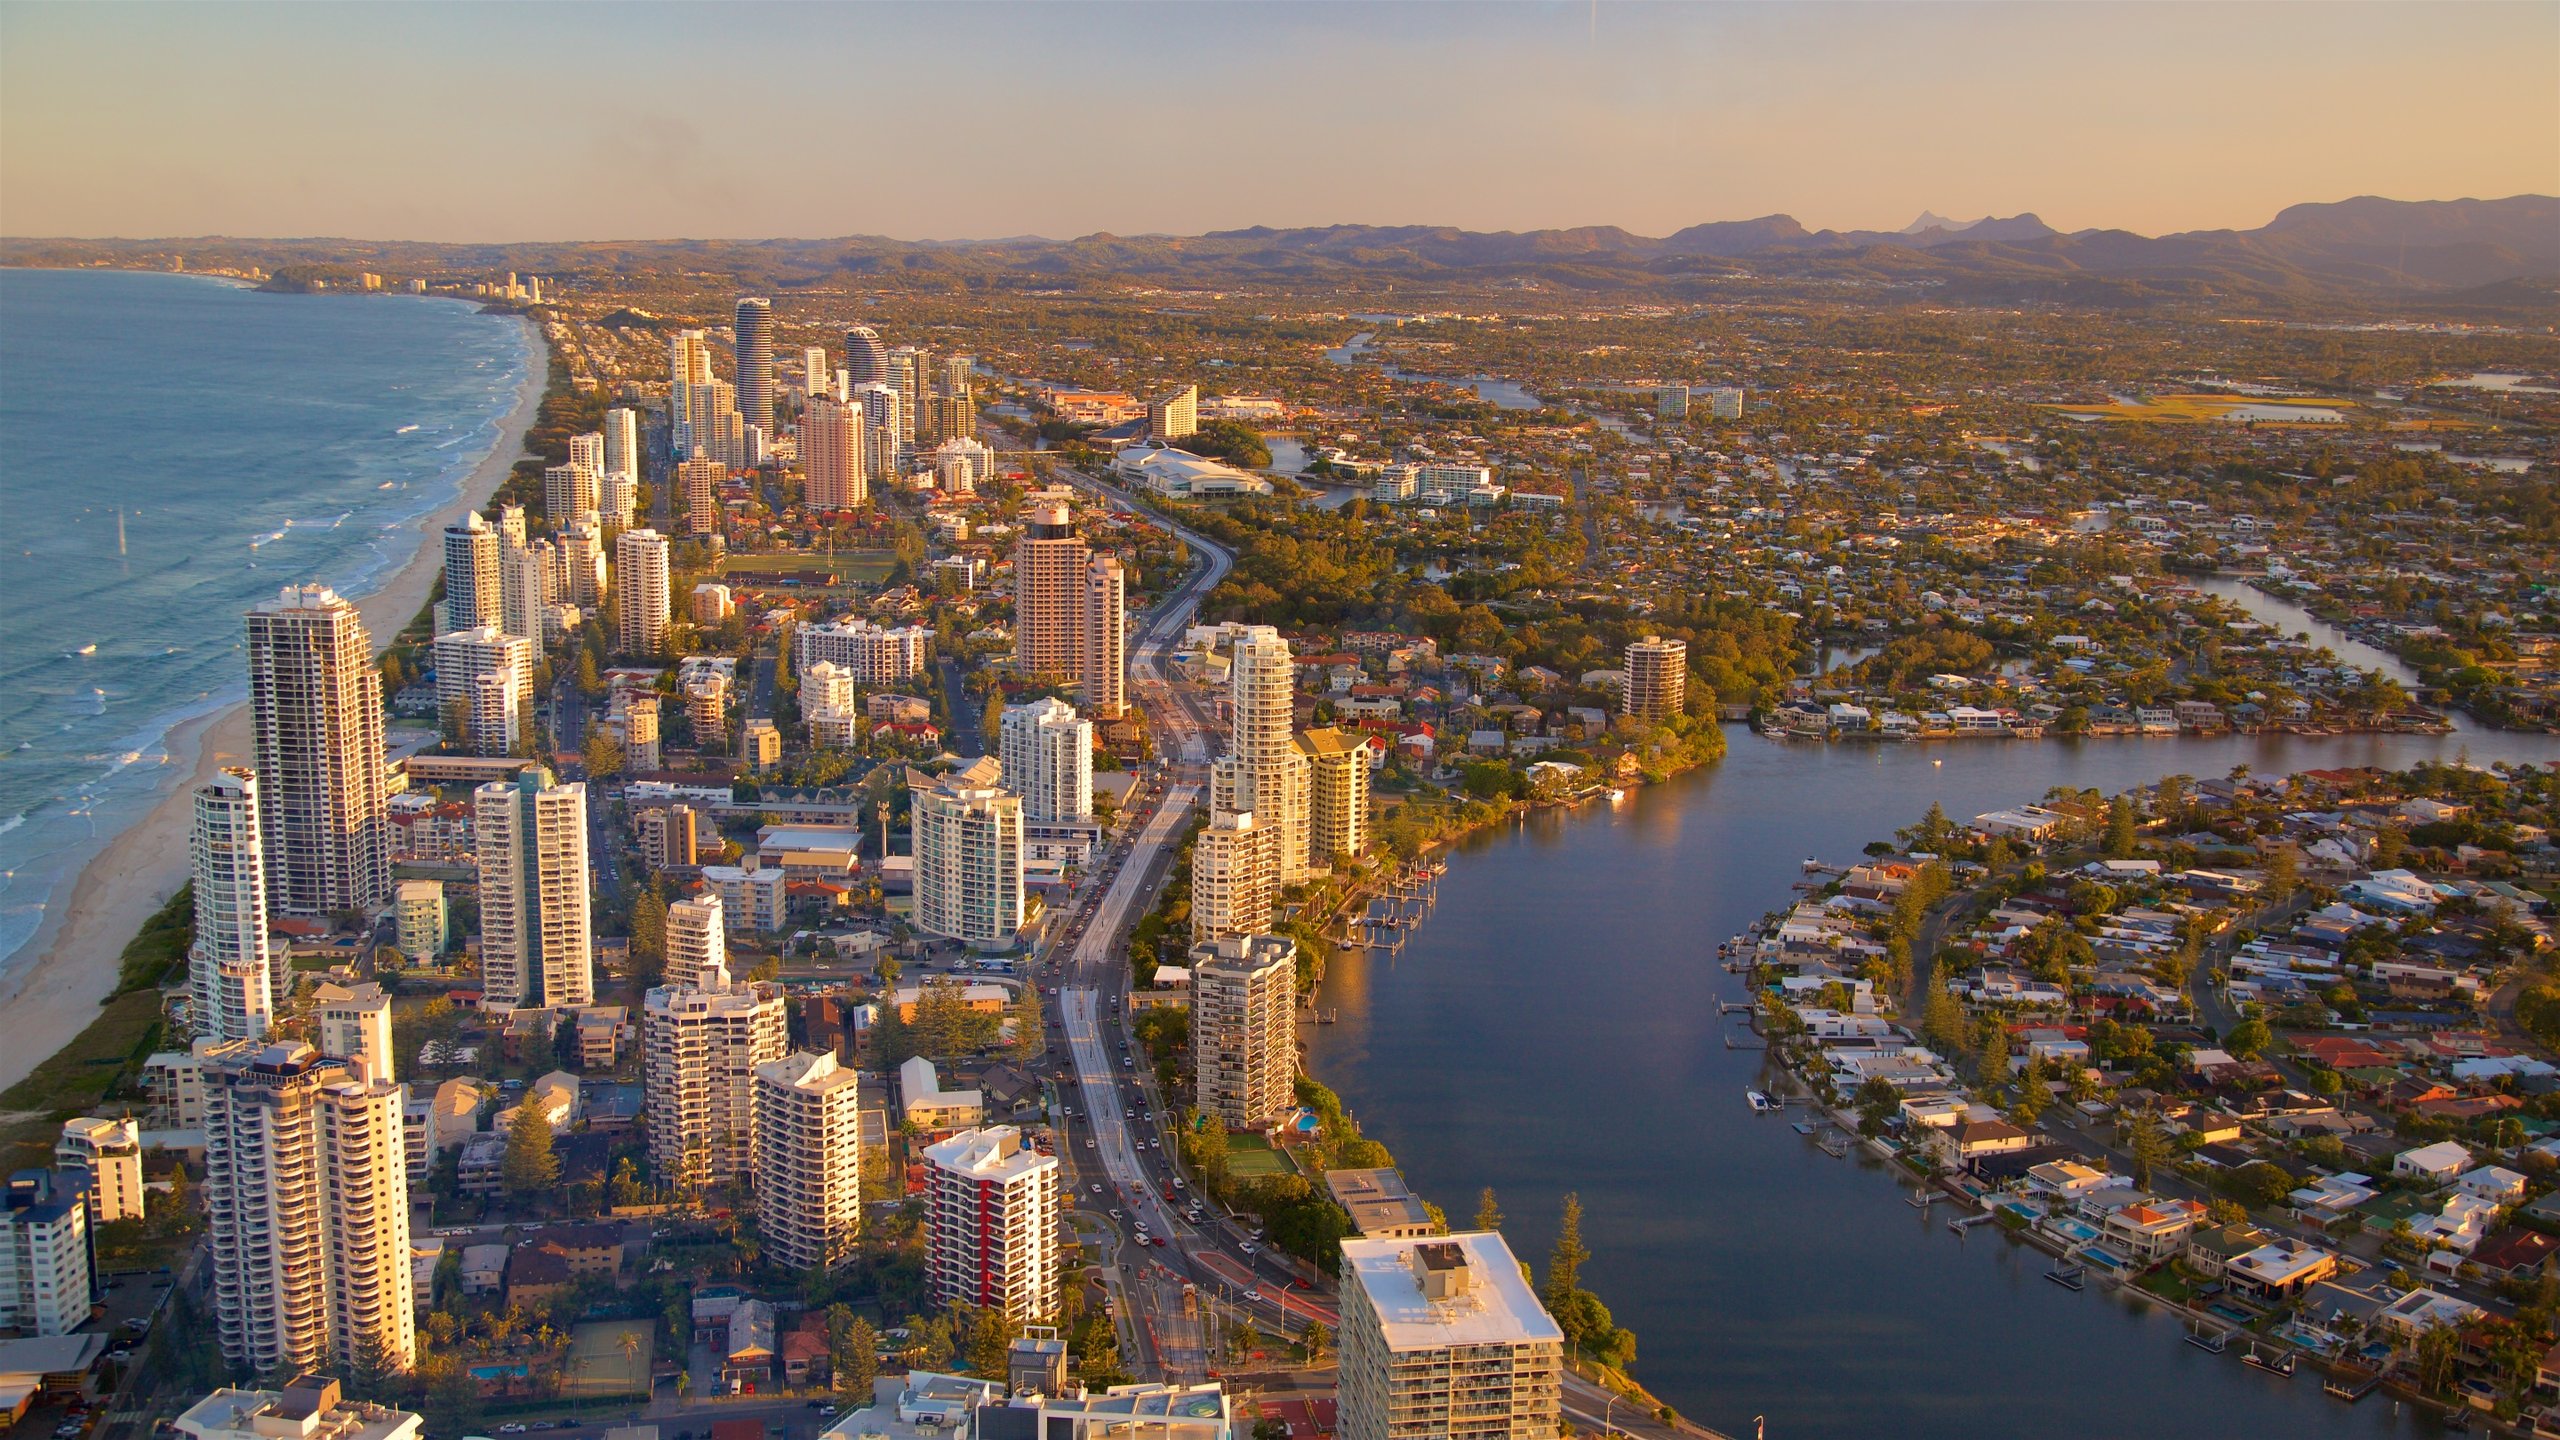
[2103,798,2138,859]
[1919,983,1969,1056]
[825,1306,879,1399]
[1473,1187,1504,1233]
[502,1103,561,1196]
[2261,844,2299,903]
[1545,1193,1589,1304]
[2225,1015,2273,1062]
[585,730,624,779]
[2011,1055,2049,1126]
[2127,1109,2172,1190]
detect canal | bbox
[1305,590,2560,1438]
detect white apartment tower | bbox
[923,1127,1059,1323]
[802,345,831,400]
[616,528,672,655]
[1190,934,1298,1130]
[56,1117,144,1225]
[1190,808,1280,945]
[1219,626,1311,880]
[999,697,1092,825]
[855,383,902,484]
[439,511,501,633]
[755,1050,864,1273]
[1084,555,1127,719]
[0,1169,93,1337]
[912,769,1024,950]
[664,893,727,989]
[246,585,388,918]
[1337,1233,1564,1440]
[201,1041,415,1378]
[312,981,394,1079]
[669,330,715,457]
[642,960,788,1190]
[1623,634,1688,724]
[474,767,593,1011]
[794,617,928,685]
[545,461,600,526]
[190,767,277,1042]
[1149,383,1198,441]
[605,406,640,481]
[432,625,534,755]
[801,393,867,511]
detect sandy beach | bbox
[0,311,549,1095]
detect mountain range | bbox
[7,196,2554,311]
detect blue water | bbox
[0,268,534,970]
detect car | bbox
[528,1425,557,1433]
[1152,1236,1169,1247]
[498,1427,529,1435]
[1090,1183,1104,1194]
[1109,1209,1123,1220]
[1085,1139,1095,1149]
[806,1400,832,1410]
[1238,1241,1259,1256]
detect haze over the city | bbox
[3,0,2553,243]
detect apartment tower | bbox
[474,767,593,1011]
[912,766,1024,950]
[1218,626,1311,880]
[1622,634,1688,724]
[754,1050,864,1273]
[664,892,727,989]
[641,959,788,1190]
[56,1117,144,1225]
[923,1127,1059,1324]
[1189,809,1280,945]
[432,626,534,755]
[189,767,277,1042]
[246,586,388,918]
[1297,727,1372,866]
[615,529,671,654]
[801,393,867,511]
[999,697,1092,825]
[439,511,501,633]
[1083,555,1127,719]
[1190,934,1298,1130]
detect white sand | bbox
[0,313,549,1093]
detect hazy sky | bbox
[4,2,2554,243]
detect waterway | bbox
[1324,331,1543,410]
[1306,592,2560,1438]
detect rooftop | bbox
[1341,1230,1564,1352]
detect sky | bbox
[3,1,2554,244]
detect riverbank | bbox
[0,309,547,1096]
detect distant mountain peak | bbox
[1902,211,1970,235]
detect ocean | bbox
[0,267,535,971]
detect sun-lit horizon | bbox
[3,0,2553,244]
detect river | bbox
[1305,590,2560,1438]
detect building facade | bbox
[1190,809,1280,945]
[190,767,277,1043]
[615,529,671,655]
[246,586,389,918]
[1298,727,1372,865]
[1623,635,1687,723]
[1000,697,1092,825]
[754,1051,864,1273]
[1337,1233,1563,1440]
[1191,935,1298,1130]
[439,511,501,633]
[913,770,1024,950]
[923,1127,1058,1323]
[641,963,788,1190]
[474,767,593,1011]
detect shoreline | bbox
[0,309,549,1095]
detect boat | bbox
[1745,1090,1780,1114]
[2184,1323,2227,1355]
[2241,1344,2295,1378]
[395,424,420,435]
[2044,1263,2086,1292]
[70,644,96,656]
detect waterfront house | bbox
[1926,1116,2033,1171]
[2101,1198,2208,1262]
[2025,1160,2111,1206]
[2226,1240,2342,1301]
[2182,1223,2268,1281]
[2378,1288,2488,1342]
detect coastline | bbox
[0,311,548,1095]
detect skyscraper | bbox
[664,892,726,989]
[734,297,774,438]
[1083,554,1127,719]
[923,1127,1059,1324]
[755,1050,864,1273]
[669,329,715,456]
[1623,634,1688,723]
[202,1040,415,1378]
[604,406,641,480]
[842,325,887,388]
[474,767,593,1011]
[439,512,501,633]
[0,1169,93,1337]
[615,529,671,655]
[800,393,867,511]
[1189,809,1280,945]
[1190,934,1297,1130]
[312,981,394,1080]
[189,768,276,1043]
[568,430,606,476]
[1337,1233,1562,1440]
[56,1117,144,1226]
[561,520,607,609]
[1298,727,1373,865]
[677,456,725,537]
[246,586,388,918]
[545,461,600,526]
[1012,504,1087,681]
[642,959,788,1190]
[999,697,1092,825]
[855,382,901,483]
[1149,383,1198,441]
[885,346,924,447]
[912,765,1024,950]
[802,345,830,401]
[432,626,534,755]
[1219,626,1311,880]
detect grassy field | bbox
[1225,1131,1295,1179]
[718,551,897,584]
[563,1319,656,1398]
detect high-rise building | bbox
[439,512,501,633]
[842,326,887,388]
[677,456,725,537]
[605,406,641,480]
[669,329,715,456]
[664,893,726,989]
[885,346,924,447]
[1707,386,1745,420]
[913,765,1024,950]
[635,801,696,873]
[800,394,867,511]
[621,695,662,773]
[1298,727,1373,865]
[1656,384,1690,420]
[246,586,388,918]
[642,960,788,1190]
[734,297,774,437]
[1149,383,1198,441]
[395,878,445,961]
[923,1126,1058,1323]
[794,617,929,685]
[202,1040,415,1377]
[1622,634,1688,723]
[0,1169,93,1337]
[499,510,548,642]
[568,431,606,476]
[189,767,276,1042]
[1189,934,1297,1130]
[802,346,830,401]
[615,529,671,655]
[686,379,741,468]
[854,382,901,483]
[474,767,593,1011]
[57,1117,144,1225]
[1337,1232,1563,1440]
[1220,626,1311,880]
[755,1050,864,1273]
[1084,555,1127,719]
[432,626,534,755]
[600,471,639,533]
[1012,504,1087,681]
[1000,697,1091,825]
[545,461,600,526]
[313,981,394,1079]
[1190,809,1280,945]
